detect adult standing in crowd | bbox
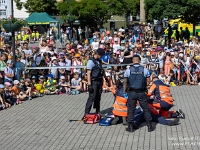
[123,55,153,132]
[84,48,106,117]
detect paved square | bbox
[0,86,199,150]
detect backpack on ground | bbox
[84,113,101,124]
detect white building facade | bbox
[0,0,29,19]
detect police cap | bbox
[132,55,141,61]
[96,48,105,56]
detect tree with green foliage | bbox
[57,0,139,28]
[14,0,59,15]
[144,0,200,35]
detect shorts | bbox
[66,70,71,76]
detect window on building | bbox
[0,0,6,4]
[0,10,6,16]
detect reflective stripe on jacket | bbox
[112,96,127,117]
[147,79,173,105]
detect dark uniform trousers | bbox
[127,90,152,123]
[85,80,102,114]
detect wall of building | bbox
[0,0,29,19]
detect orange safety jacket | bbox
[148,104,159,115]
[113,96,127,117]
[147,79,173,105]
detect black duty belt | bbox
[128,88,146,92]
[91,78,103,81]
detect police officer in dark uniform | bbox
[123,55,153,132]
[84,48,106,116]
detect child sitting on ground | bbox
[18,79,32,100]
[189,69,198,85]
[0,84,11,109]
[71,72,82,95]
[4,82,15,105]
[44,74,58,95]
[58,76,71,94]
[12,80,27,103]
[35,76,45,97]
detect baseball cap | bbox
[119,71,124,75]
[60,76,65,79]
[77,45,82,49]
[14,80,19,85]
[130,45,135,49]
[97,48,105,56]
[4,82,11,86]
[121,40,125,44]
[26,78,31,82]
[7,60,12,64]
[39,76,44,79]
[114,31,117,34]
[185,43,189,47]
[107,66,112,70]
[35,47,40,51]
[46,74,54,78]
[32,76,36,79]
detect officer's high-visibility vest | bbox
[112,96,127,117]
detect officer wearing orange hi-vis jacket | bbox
[147,77,185,119]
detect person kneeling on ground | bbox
[147,77,185,119]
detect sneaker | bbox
[111,117,119,125]
[16,99,22,104]
[28,96,32,100]
[72,91,76,95]
[170,82,176,87]
[168,118,180,126]
[76,91,80,95]
[177,109,185,119]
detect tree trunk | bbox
[193,23,196,36]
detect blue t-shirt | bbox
[101,53,110,63]
[124,64,150,78]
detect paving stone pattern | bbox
[0,86,200,150]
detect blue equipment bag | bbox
[99,114,115,126]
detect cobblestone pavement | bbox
[0,86,199,150]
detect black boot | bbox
[126,123,138,132]
[122,116,127,126]
[146,122,154,132]
[168,118,180,126]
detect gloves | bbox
[88,85,93,93]
[124,93,128,99]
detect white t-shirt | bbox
[91,42,99,50]
[113,44,120,53]
[23,49,32,55]
[71,78,81,87]
[4,67,14,81]
[73,60,82,74]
